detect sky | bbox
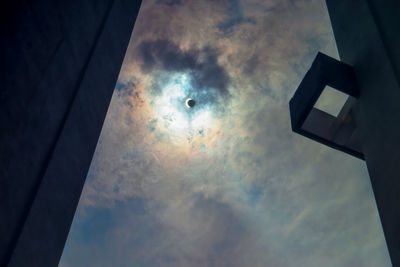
[59,0,391,266]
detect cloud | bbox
[156,0,183,6]
[137,39,230,98]
[60,0,392,266]
[217,0,257,34]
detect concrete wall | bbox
[367,0,400,86]
[325,0,400,265]
[0,0,141,266]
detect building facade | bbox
[291,0,400,265]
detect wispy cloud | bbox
[217,0,257,34]
[60,0,391,266]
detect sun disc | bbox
[185,98,193,108]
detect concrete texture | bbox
[0,0,141,266]
[325,0,400,265]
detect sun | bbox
[185,98,195,108]
[150,72,218,143]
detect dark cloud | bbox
[147,118,158,132]
[137,39,231,105]
[217,0,257,34]
[114,80,143,110]
[115,80,135,94]
[242,55,259,75]
[156,0,183,6]
[138,39,196,73]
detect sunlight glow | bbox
[152,72,216,142]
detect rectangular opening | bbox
[314,85,349,117]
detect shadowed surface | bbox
[0,0,141,266]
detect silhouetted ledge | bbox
[289,52,363,159]
[0,0,142,266]
[291,0,400,265]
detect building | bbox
[290,0,400,265]
[0,1,142,266]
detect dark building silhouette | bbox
[0,1,142,266]
[290,0,400,265]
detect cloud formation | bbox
[156,0,182,6]
[60,0,391,266]
[138,39,230,103]
[217,0,257,34]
